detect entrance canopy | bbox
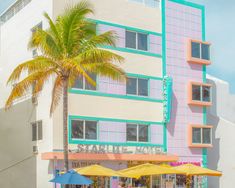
[42,152,178,162]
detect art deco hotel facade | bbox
[0,0,213,187]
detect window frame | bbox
[125,30,149,51]
[126,123,149,143]
[188,82,212,106]
[128,0,160,8]
[71,119,98,141]
[188,125,213,148]
[187,39,211,65]
[31,120,43,141]
[126,76,149,97]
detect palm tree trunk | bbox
[63,79,69,172]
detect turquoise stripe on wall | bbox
[69,89,164,103]
[162,0,167,152]
[90,19,162,36]
[68,115,164,147]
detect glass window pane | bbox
[72,120,83,139]
[145,0,159,8]
[138,33,148,51]
[191,42,200,58]
[203,128,211,144]
[138,124,148,142]
[129,0,143,3]
[85,73,96,90]
[73,76,83,89]
[202,86,211,102]
[192,85,201,101]
[192,128,201,144]
[127,124,137,141]
[126,31,137,49]
[32,123,37,141]
[126,77,137,95]
[201,44,210,60]
[138,78,148,96]
[37,121,43,140]
[85,121,97,140]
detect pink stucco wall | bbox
[166,0,204,163]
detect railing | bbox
[0,0,32,24]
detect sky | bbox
[0,0,235,93]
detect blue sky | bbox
[1,0,235,93]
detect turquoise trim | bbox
[69,89,164,103]
[102,45,162,58]
[70,140,164,147]
[126,73,163,80]
[90,19,162,36]
[163,123,167,152]
[69,115,164,125]
[161,0,167,152]
[68,115,164,147]
[161,0,166,77]
[169,0,204,10]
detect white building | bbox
[207,74,235,188]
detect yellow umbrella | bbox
[172,164,222,176]
[160,163,172,168]
[119,163,183,179]
[74,164,125,177]
[172,164,222,188]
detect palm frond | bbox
[79,30,118,52]
[61,0,94,55]
[77,48,124,64]
[43,12,64,54]
[28,29,62,59]
[50,76,63,115]
[7,56,57,85]
[5,69,55,109]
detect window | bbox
[0,0,32,23]
[126,124,148,142]
[73,74,97,91]
[129,0,160,8]
[31,22,42,57]
[71,120,97,140]
[32,121,42,141]
[191,41,210,60]
[188,40,211,65]
[126,77,148,96]
[191,127,212,145]
[189,82,212,106]
[31,22,43,33]
[125,31,148,51]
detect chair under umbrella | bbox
[50,169,93,185]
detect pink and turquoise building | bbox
[0,0,213,187]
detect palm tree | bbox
[5,0,125,174]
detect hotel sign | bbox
[73,144,165,155]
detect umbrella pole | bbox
[186,176,191,188]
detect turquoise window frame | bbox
[126,76,150,97]
[125,30,149,52]
[70,119,99,141]
[68,115,164,147]
[126,123,150,143]
[69,73,164,103]
[88,19,162,58]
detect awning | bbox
[41,152,178,162]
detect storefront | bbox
[42,144,179,188]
